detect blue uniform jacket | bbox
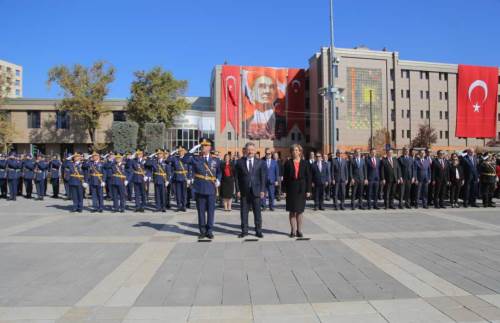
[185,155,221,195]
[86,161,106,186]
[49,159,61,179]
[6,159,21,179]
[34,161,48,182]
[131,158,147,184]
[168,155,191,182]
[152,159,170,185]
[66,162,84,186]
[23,159,36,180]
[111,161,128,186]
[0,160,6,179]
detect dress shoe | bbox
[269,207,274,211]
[198,233,206,239]
[206,233,214,239]
[319,207,325,211]
[290,231,296,238]
[296,231,303,238]
[314,207,318,211]
[238,233,248,238]
[256,232,264,238]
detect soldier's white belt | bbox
[194,173,215,181]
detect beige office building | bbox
[0,59,23,98]
[308,47,500,153]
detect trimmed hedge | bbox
[144,122,166,152]
[111,121,138,153]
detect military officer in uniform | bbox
[67,153,85,212]
[6,152,21,201]
[131,150,147,212]
[186,138,221,239]
[164,149,172,209]
[125,152,134,201]
[103,152,114,200]
[34,154,48,200]
[152,149,170,212]
[49,155,61,198]
[111,153,128,213]
[86,152,106,212]
[0,154,7,198]
[22,154,35,199]
[479,152,498,208]
[169,146,190,212]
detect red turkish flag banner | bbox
[220,65,241,134]
[287,68,306,134]
[456,64,498,138]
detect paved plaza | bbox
[1,198,500,322]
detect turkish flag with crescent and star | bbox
[456,64,498,138]
[220,65,241,134]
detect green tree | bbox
[0,69,15,152]
[126,67,189,146]
[411,124,437,149]
[47,61,115,148]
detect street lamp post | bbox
[369,89,373,150]
[328,0,337,154]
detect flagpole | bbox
[329,0,337,154]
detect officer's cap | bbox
[200,138,211,146]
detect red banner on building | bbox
[456,64,498,138]
[220,65,241,134]
[287,68,306,134]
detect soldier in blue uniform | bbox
[34,154,48,200]
[103,152,114,200]
[186,139,221,239]
[49,155,61,198]
[111,153,128,212]
[151,149,170,212]
[6,152,21,201]
[164,150,172,209]
[86,152,106,212]
[125,152,134,201]
[0,154,7,198]
[131,150,147,212]
[22,154,35,199]
[67,153,85,212]
[17,154,25,197]
[169,146,190,212]
[62,154,72,200]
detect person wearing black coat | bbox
[448,154,464,208]
[282,144,311,238]
[432,150,450,209]
[220,154,235,211]
[349,149,368,210]
[380,149,402,209]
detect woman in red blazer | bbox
[282,144,312,238]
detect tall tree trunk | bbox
[88,128,96,150]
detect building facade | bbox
[308,47,500,153]
[0,59,23,98]
[2,97,214,156]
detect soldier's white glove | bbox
[215,179,220,187]
[100,182,106,187]
[124,180,129,186]
[82,182,89,189]
[144,176,150,182]
[165,181,169,187]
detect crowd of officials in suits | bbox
[0,142,499,238]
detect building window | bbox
[390,69,394,81]
[420,71,424,79]
[291,133,295,140]
[390,89,395,101]
[406,90,410,98]
[333,65,339,78]
[306,135,310,143]
[420,110,424,119]
[440,131,443,139]
[445,111,449,120]
[401,109,405,118]
[56,111,70,129]
[401,89,404,98]
[444,92,448,100]
[336,107,339,120]
[498,113,500,121]
[439,73,442,80]
[336,128,339,141]
[426,91,429,99]
[401,69,409,79]
[439,111,443,119]
[112,111,126,122]
[420,90,423,99]
[15,69,20,77]
[439,92,443,100]
[426,110,430,119]
[391,129,396,141]
[425,71,429,79]
[391,109,395,121]
[444,73,448,81]
[15,79,20,86]
[407,130,411,138]
[305,117,310,128]
[297,133,302,140]
[15,89,20,96]
[407,109,410,118]
[27,111,41,129]
[445,131,449,139]
[227,132,231,140]
[401,130,404,138]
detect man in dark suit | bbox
[365,148,381,209]
[332,150,348,210]
[262,148,279,211]
[414,150,431,208]
[234,142,266,238]
[424,149,435,205]
[349,149,368,210]
[461,148,480,207]
[381,148,402,209]
[432,150,449,209]
[311,153,330,210]
[398,147,415,209]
